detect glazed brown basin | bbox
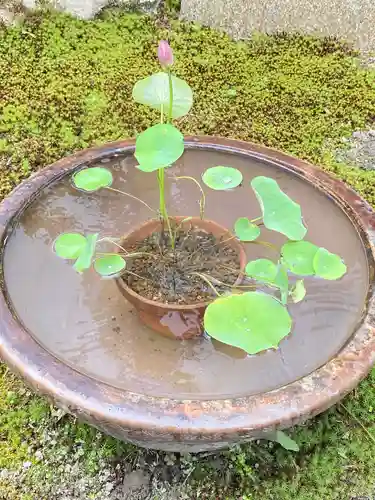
[0,136,374,453]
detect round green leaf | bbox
[135,124,184,172]
[132,72,193,119]
[73,167,113,192]
[94,255,126,276]
[204,292,292,354]
[281,240,319,275]
[54,233,87,259]
[202,166,243,190]
[73,233,98,273]
[245,258,278,282]
[251,176,307,240]
[234,217,261,241]
[313,248,347,280]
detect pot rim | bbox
[0,136,374,437]
[116,215,246,311]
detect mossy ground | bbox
[1,8,375,499]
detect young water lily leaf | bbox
[204,292,292,354]
[54,233,87,259]
[281,240,319,275]
[73,167,113,192]
[135,123,184,172]
[234,217,261,241]
[202,166,243,190]
[94,255,126,276]
[132,72,193,119]
[251,176,307,240]
[290,279,306,303]
[245,258,278,283]
[313,248,347,280]
[73,233,98,273]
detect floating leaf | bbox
[72,167,113,192]
[94,255,126,276]
[204,292,292,354]
[132,72,193,119]
[245,259,278,283]
[290,280,306,303]
[281,240,319,275]
[251,176,307,240]
[234,217,261,241]
[73,233,98,273]
[313,248,347,280]
[54,233,87,260]
[135,124,184,172]
[202,166,243,190]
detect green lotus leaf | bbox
[251,176,307,240]
[94,255,126,276]
[202,166,243,190]
[281,240,319,275]
[245,258,278,282]
[132,72,193,119]
[313,248,347,280]
[54,233,87,260]
[290,279,306,303]
[72,167,113,192]
[234,217,261,241]
[73,233,98,273]
[135,123,184,172]
[204,292,292,354]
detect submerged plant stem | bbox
[174,176,206,219]
[104,187,156,214]
[192,272,221,297]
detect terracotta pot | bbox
[116,216,247,339]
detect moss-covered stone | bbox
[1,10,375,499]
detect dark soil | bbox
[123,224,241,304]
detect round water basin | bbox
[0,137,374,452]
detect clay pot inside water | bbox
[116,216,247,339]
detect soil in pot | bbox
[2,148,369,400]
[124,222,241,304]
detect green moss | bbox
[1,11,375,201]
[1,9,375,499]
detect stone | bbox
[12,0,160,20]
[180,0,375,52]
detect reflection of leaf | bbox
[135,124,184,172]
[94,255,126,276]
[73,167,113,192]
[234,217,260,241]
[290,279,306,303]
[132,72,193,119]
[251,176,307,240]
[202,166,243,190]
[204,292,292,354]
[281,240,319,275]
[54,233,87,260]
[313,248,347,280]
[73,234,98,273]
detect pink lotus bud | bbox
[157,40,174,67]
